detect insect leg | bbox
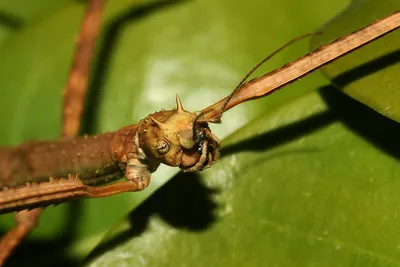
[125,158,152,191]
[184,139,209,172]
[0,209,41,264]
[0,0,105,264]
[204,128,221,148]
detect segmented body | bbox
[0,133,122,188]
[0,124,151,188]
[0,100,221,213]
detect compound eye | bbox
[156,140,169,154]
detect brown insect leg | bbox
[0,209,41,264]
[0,174,152,214]
[185,140,209,172]
[125,158,152,191]
[200,128,220,169]
[62,0,105,137]
[204,128,221,148]
[0,0,105,264]
[83,180,151,197]
[204,151,214,169]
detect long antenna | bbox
[220,32,317,118]
[192,32,316,139]
[194,32,316,128]
[199,10,400,123]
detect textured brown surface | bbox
[62,0,105,137]
[0,0,106,264]
[0,104,222,212]
[0,133,121,187]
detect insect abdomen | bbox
[0,133,122,188]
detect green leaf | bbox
[86,1,400,267]
[87,87,400,267]
[0,0,348,266]
[0,0,72,44]
[310,0,400,122]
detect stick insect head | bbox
[139,95,219,171]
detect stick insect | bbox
[0,0,398,264]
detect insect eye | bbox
[156,140,169,154]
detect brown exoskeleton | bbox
[2,9,399,211]
[1,8,398,265]
[0,95,220,213]
[125,95,221,190]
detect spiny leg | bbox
[199,128,221,169]
[185,139,209,172]
[204,151,214,169]
[204,128,221,148]
[0,0,105,264]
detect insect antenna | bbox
[192,32,317,140]
[217,32,318,122]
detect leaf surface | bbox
[0,0,355,265]
[311,0,400,122]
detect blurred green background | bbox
[0,0,399,266]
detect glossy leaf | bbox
[310,0,400,122]
[87,0,400,266]
[88,87,400,267]
[0,0,350,266]
[0,0,72,44]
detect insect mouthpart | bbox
[180,124,221,173]
[138,95,221,172]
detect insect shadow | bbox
[222,48,400,160]
[85,171,220,263]
[331,49,400,88]
[222,85,400,163]
[85,48,400,263]
[85,85,400,264]
[324,48,400,161]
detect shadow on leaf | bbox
[320,87,400,160]
[223,47,400,159]
[85,171,219,263]
[1,201,83,267]
[331,49,400,88]
[223,85,400,162]
[0,11,22,29]
[86,86,400,263]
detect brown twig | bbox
[0,0,105,264]
[200,10,400,122]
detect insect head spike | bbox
[150,117,166,129]
[175,94,185,113]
